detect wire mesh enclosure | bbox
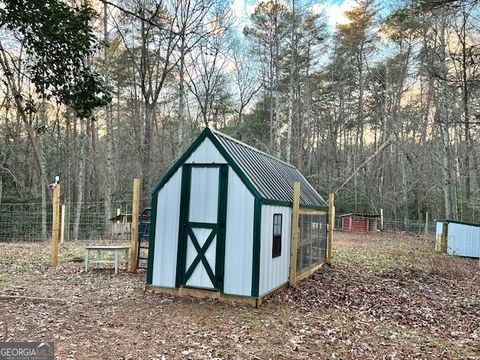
[334,215,436,235]
[0,201,131,241]
[296,214,327,274]
[0,203,53,241]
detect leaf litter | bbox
[0,233,478,359]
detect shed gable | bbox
[151,128,326,209]
[185,137,226,164]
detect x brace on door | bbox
[184,225,217,286]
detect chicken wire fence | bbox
[334,215,436,236]
[297,214,327,274]
[0,201,132,242]
[1,201,439,242]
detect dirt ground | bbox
[0,232,478,359]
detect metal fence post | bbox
[51,180,61,265]
[327,193,334,262]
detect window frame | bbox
[272,213,282,258]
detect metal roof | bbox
[338,213,380,218]
[211,129,327,208]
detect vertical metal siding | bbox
[223,168,254,296]
[152,168,182,287]
[259,205,292,297]
[188,167,219,223]
[185,137,227,164]
[447,223,480,258]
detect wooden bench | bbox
[84,246,130,274]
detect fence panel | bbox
[0,200,131,241]
[0,203,52,241]
[334,215,436,236]
[296,214,327,274]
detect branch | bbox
[335,135,395,194]
[100,0,181,36]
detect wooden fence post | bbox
[441,222,448,253]
[60,204,66,244]
[327,192,335,262]
[130,178,141,272]
[289,182,301,287]
[51,180,61,265]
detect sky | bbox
[230,0,357,30]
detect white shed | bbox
[146,128,328,305]
[436,220,480,258]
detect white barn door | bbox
[176,164,228,291]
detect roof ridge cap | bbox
[210,128,296,169]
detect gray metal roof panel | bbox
[211,129,327,208]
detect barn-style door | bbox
[176,164,228,291]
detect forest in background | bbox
[1,0,480,240]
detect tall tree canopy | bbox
[0,0,110,117]
[1,0,480,235]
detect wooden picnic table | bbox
[84,245,130,274]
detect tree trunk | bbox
[286,0,296,164]
[274,9,281,158]
[275,82,281,158]
[40,150,48,241]
[358,51,364,151]
[460,5,471,201]
[73,133,86,241]
[439,12,453,220]
[474,146,480,189]
[402,157,408,228]
[269,80,274,151]
[0,43,50,239]
[91,120,100,202]
[103,1,114,236]
[178,35,187,144]
[142,103,153,192]
[287,75,293,163]
[39,98,48,240]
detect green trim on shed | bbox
[437,219,480,228]
[150,130,209,197]
[206,130,263,200]
[175,164,192,287]
[146,189,158,285]
[175,164,229,291]
[260,198,327,211]
[183,226,218,285]
[150,127,326,209]
[150,128,262,203]
[216,165,229,292]
[148,127,327,295]
[251,198,262,298]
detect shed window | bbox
[272,214,282,258]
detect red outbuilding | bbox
[340,213,380,232]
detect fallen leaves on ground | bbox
[0,233,478,359]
